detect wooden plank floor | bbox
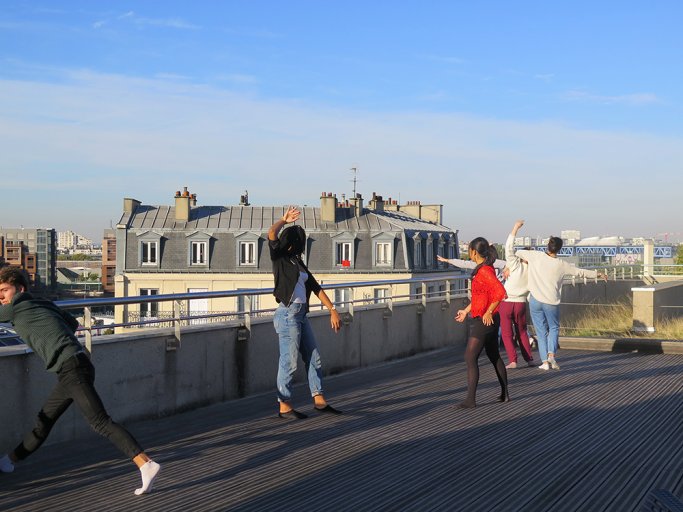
[0,347,681,512]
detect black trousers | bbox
[14,352,143,460]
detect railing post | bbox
[83,306,93,353]
[348,287,355,317]
[421,282,427,308]
[387,285,394,313]
[244,294,251,332]
[445,279,451,304]
[173,299,182,344]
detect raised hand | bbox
[282,206,301,224]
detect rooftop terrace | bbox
[0,346,681,512]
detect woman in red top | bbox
[455,237,510,408]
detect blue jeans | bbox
[529,295,560,362]
[273,302,323,402]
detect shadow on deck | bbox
[1,347,682,512]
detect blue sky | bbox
[1,1,682,243]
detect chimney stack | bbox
[320,192,337,223]
[123,197,141,214]
[349,193,364,217]
[369,192,385,212]
[401,200,421,219]
[175,187,191,222]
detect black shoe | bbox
[314,404,342,415]
[278,409,308,420]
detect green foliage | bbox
[58,253,98,261]
[676,245,683,265]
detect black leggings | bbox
[14,353,143,461]
[462,314,508,406]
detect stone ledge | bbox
[560,336,683,354]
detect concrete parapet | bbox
[0,297,467,453]
[632,280,683,332]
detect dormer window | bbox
[372,233,396,268]
[235,232,260,268]
[239,241,257,265]
[191,241,207,265]
[137,231,163,268]
[186,231,212,267]
[331,232,356,269]
[141,241,158,265]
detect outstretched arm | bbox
[436,255,476,270]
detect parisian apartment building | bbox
[113,188,460,328]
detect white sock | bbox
[0,454,15,473]
[134,460,160,495]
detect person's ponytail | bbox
[469,237,494,277]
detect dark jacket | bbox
[0,292,82,372]
[269,238,321,312]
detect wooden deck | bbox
[0,347,681,512]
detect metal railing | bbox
[55,274,472,352]
[29,264,683,351]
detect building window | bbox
[374,242,392,266]
[336,242,353,267]
[414,239,423,268]
[191,241,207,265]
[374,288,389,304]
[140,288,159,318]
[427,243,434,268]
[239,241,256,266]
[141,241,158,265]
[449,244,456,259]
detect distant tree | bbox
[57,253,98,261]
[676,245,683,265]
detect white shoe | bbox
[548,356,560,370]
[538,362,550,371]
[506,362,517,369]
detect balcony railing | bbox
[31,264,682,351]
[55,274,472,352]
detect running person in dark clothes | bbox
[0,267,160,495]
[455,237,510,408]
[269,206,342,419]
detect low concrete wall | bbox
[0,297,468,453]
[558,279,641,323]
[632,280,683,332]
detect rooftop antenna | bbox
[350,166,358,198]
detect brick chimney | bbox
[349,193,364,217]
[401,200,422,219]
[369,192,384,212]
[175,187,191,222]
[320,192,337,223]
